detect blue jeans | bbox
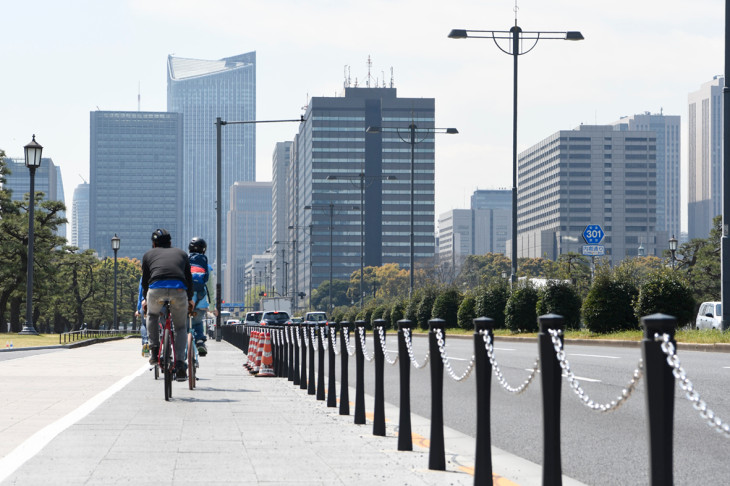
[192,309,207,343]
[140,323,148,345]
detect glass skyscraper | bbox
[72,182,90,250]
[167,51,256,275]
[89,111,183,259]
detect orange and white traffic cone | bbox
[245,331,258,370]
[257,331,275,377]
[251,331,264,375]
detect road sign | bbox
[582,225,604,244]
[582,245,605,256]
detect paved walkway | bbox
[0,338,583,485]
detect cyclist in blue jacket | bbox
[188,237,215,356]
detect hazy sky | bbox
[1,0,724,233]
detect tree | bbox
[457,292,477,330]
[456,253,511,288]
[310,279,350,311]
[536,281,583,330]
[431,287,462,328]
[582,262,639,333]
[504,282,539,332]
[415,286,440,330]
[634,268,695,327]
[677,215,721,304]
[475,281,510,329]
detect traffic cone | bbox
[251,332,264,375]
[257,331,275,377]
[245,331,259,371]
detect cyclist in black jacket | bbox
[141,229,194,380]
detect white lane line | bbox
[494,347,516,351]
[570,353,620,359]
[563,373,602,383]
[0,363,148,483]
[723,366,730,369]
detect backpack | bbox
[189,253,209,306]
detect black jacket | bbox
[141,247,194,300]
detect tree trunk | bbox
[10,297,21,332]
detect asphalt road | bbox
[332,332,730,486]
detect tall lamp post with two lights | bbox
[366,125,457,296]
[111,234,120,330]
[448,21,583,286]
[20,135,43,335]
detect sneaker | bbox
[175,361,187,381]
[196,340,207,356]
[148,346,159,365]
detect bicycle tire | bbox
[187,332,196,390]
[163,328,172,401]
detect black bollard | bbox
[287,325,294,381]
[397,319,413,451]
[293,325,301,386]
[373,319,386,436]
[307,324,316,394]
[327,324,337,407]
[428,318,446,471]
[538,313,564,486]
[316,325,326,400]
[354,320,366,425]
[339,321,351,415]
[273,328,281,377]
[473,317,494,484]
[641,313,676,486]
[300,324,308,390]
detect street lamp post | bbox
[449,21,583,286]
[669,234,678,270]
[215,116,302,341]
[20,135,43,335]
[366,125,457,297]
[111,234,120,330]
[327,173,396,308]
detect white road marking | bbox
[494,347,516,351]
[0,364,148,483]
[563,373,602,383]
[570,353,620,359]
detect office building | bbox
[516,124,667,263]
[611,111,681,238]
[89,111,183,259]
[167,51,256,275]
[438,209,473,274]
[289,86,436,296]
[225,181,272,303]
[72,182,90,250]
[3,157,66,240]
[271,142,293,298]
[688,76,724,239]
[471,189,511,255]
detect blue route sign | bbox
[582,225,604,244]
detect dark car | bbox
[261,311,290,326]
[244,311,263,326]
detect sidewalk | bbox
[0,338,581,485]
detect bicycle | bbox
[186,312,199,390]
[150,299,176,401]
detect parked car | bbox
[225,319,239,326]
[261,310,290,326]
[243,311,263,326]
[696,301,722,330]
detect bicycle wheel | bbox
[187,332,196,390]
[163,328,172,401]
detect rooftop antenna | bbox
[78,174,88,184]
[366,55,373,87]
[137,82,141,111]
[381,71,386,88]
[343,65,351,88]
[514,0,519,25]
[390,67,394,88]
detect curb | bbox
[0,336,129,352]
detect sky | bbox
[1,0,725,235]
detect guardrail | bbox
[221,314,728,486]
[59,329,139,344]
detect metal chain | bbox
[342,328,356,356]
[403,328,429,369]
[482,331,539,394]
[319,327,329,351]
[377,327,399,365]
[435,329,475,381]
[295,326,303,348]
[655,333,730,438]
[310,327,318,352]
[357,327,374,362]
[330,327,340,355]
[548,329,643,412]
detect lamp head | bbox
[448,29,468,39]
[365,126,382,133]
[24,135,43,169]
[565,31,584,41]
[111,234,120,251]
[446,128,459,134]
[669,235,678,251]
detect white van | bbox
[696,302,722,330]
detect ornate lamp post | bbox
[449,19,583,286]
[111,234,120,330]
[20,135,43,335]
[669,234,678,270]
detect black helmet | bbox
[151,228,171,247]
[189,237,207,254]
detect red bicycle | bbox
[151,300,176,401]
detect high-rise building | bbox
[437,209,473,273]
[516,124,667,263]
[167,52,256,276]
[289,87,436,296]
[611,111,681,239]
[89,111,183,259]
[272,142,293,298]
[688,76,724,239]
[3,157,66,239]
[471,189,512,255]
[72,182,90,250]
[225,181,272,303]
